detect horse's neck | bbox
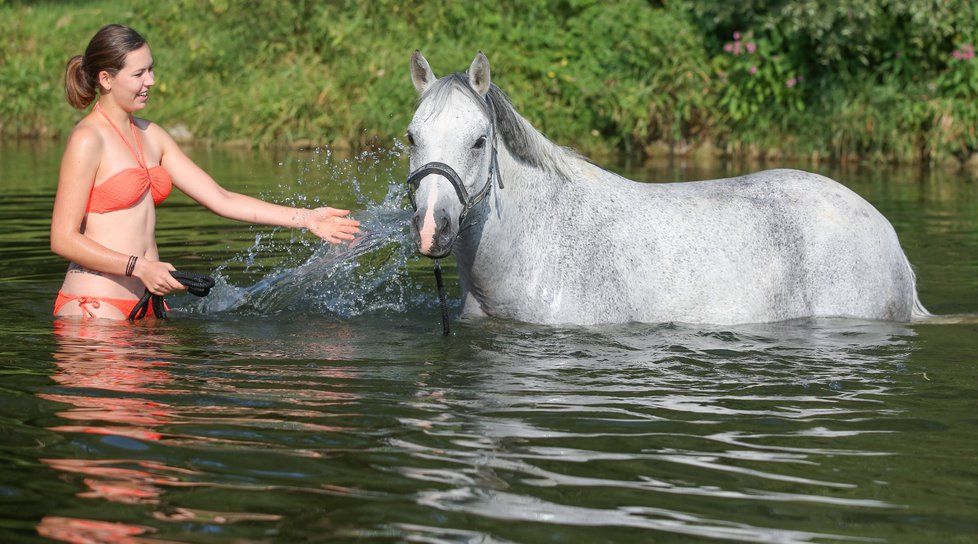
[454,147,566,292]
[477,146,563,234]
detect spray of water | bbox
[188,145,430,317]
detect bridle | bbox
[405,96,504,228]
[404,95,505,336]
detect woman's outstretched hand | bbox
[133,258,187,296]
[304,207,361,244]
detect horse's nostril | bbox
[411,214,422,232]
[437,215,449,232]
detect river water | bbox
[1,142,976,543]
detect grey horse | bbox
[406,51,929,325]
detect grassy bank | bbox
[2,1,977,166]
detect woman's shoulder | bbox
[65,116,104,153]
[60,117,104,174]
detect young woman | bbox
[52,24,360,319]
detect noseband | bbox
[405,96,504,227]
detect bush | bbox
[2,0,977,163]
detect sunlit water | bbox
[1,141,976,543]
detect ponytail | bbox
[64,55,96,109]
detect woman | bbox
[51,24,360,319]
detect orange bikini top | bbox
[87,103,172,214]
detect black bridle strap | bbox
[406,162,470,208]
[433,260,450,336]
[405,160,497,227]
[128,270,216,321]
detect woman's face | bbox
[102,44,155,112]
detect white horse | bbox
[406,51,929,325]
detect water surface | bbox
[1,141,977,543]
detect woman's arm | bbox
[50,125,185,295]
[156,126,360,243]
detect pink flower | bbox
[723,41,744,55]
[952,44,975,61]
[749,66,758,75]
[786,77,797,88]
[733,31,741,41]
[746,42,757,54]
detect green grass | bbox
[2,0,977,164]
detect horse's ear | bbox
[468,51,491,97]
[410,50,436,94]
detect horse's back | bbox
[579,169,918,324]
[733,169,916,321]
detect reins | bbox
[432,260,450,336]
[128,270,216,321]
[405,95,503,336]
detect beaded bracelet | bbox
[125,255,137,277]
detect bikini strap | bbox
[94,102,148,170]
[76,297,101,319]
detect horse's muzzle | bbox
[412,210,454,258]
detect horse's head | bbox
[406,51,498,258]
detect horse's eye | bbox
[407,132,416,146]
[473,136,487,149]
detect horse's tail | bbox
[911,292,931,321]
[908,262,978,323]
[904,254,932,322]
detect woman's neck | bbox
[95,99,132,128]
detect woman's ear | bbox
[98,70,113,93]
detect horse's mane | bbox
[420,73,584,181]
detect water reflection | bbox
[21,286,970,541]
[42,320,178,440]
[36,516,158,544]
[38,320,285,543]
[388,318,918,542]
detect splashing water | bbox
[188,146,426,317]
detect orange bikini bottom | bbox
[54,291,164,319]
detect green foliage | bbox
[684,0,974,78]
[683,0,978,160]
[934,43,978,157]
[712,31,804,124]
[1,0,977,163]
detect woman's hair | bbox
[64,24,147,109]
